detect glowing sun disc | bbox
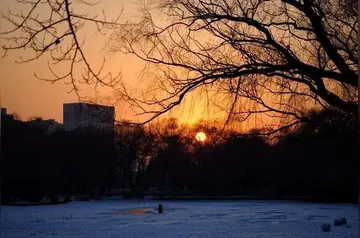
[196,132,206,142]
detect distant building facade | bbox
[63,103,115,132]
[1,108,62,135]
[26,117,62,135]
[1,108,6,117]
[1,108,15,122]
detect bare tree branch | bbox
[106,0,357,132]
[0,0,122,99]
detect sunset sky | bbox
[0,0,219,125]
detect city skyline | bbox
[1,101,115,122]
[0,1,216,126]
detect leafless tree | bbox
[108,0,358,132]
[114,123,158,188]
[0,0,122,98]
[1,0,358,134]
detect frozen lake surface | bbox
[1,200,358,237]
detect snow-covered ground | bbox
[1,200,358,237]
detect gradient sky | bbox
[0,0,219,124]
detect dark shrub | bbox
[49,194,58,202]
[339,217,347,225]
[321,224,331,232]
[334,219,342,226]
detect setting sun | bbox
[195,131,206,142]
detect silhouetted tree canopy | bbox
[1,108,357,203]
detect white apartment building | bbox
[63,103,115,132]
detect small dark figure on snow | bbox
[64,196,72,203]
[158,204,163,214]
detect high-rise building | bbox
[63,103,115,132]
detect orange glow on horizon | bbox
[0,1,311,132]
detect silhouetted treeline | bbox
[1,120,115,202]
[0,108,357,203]
[143,109,357,203]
